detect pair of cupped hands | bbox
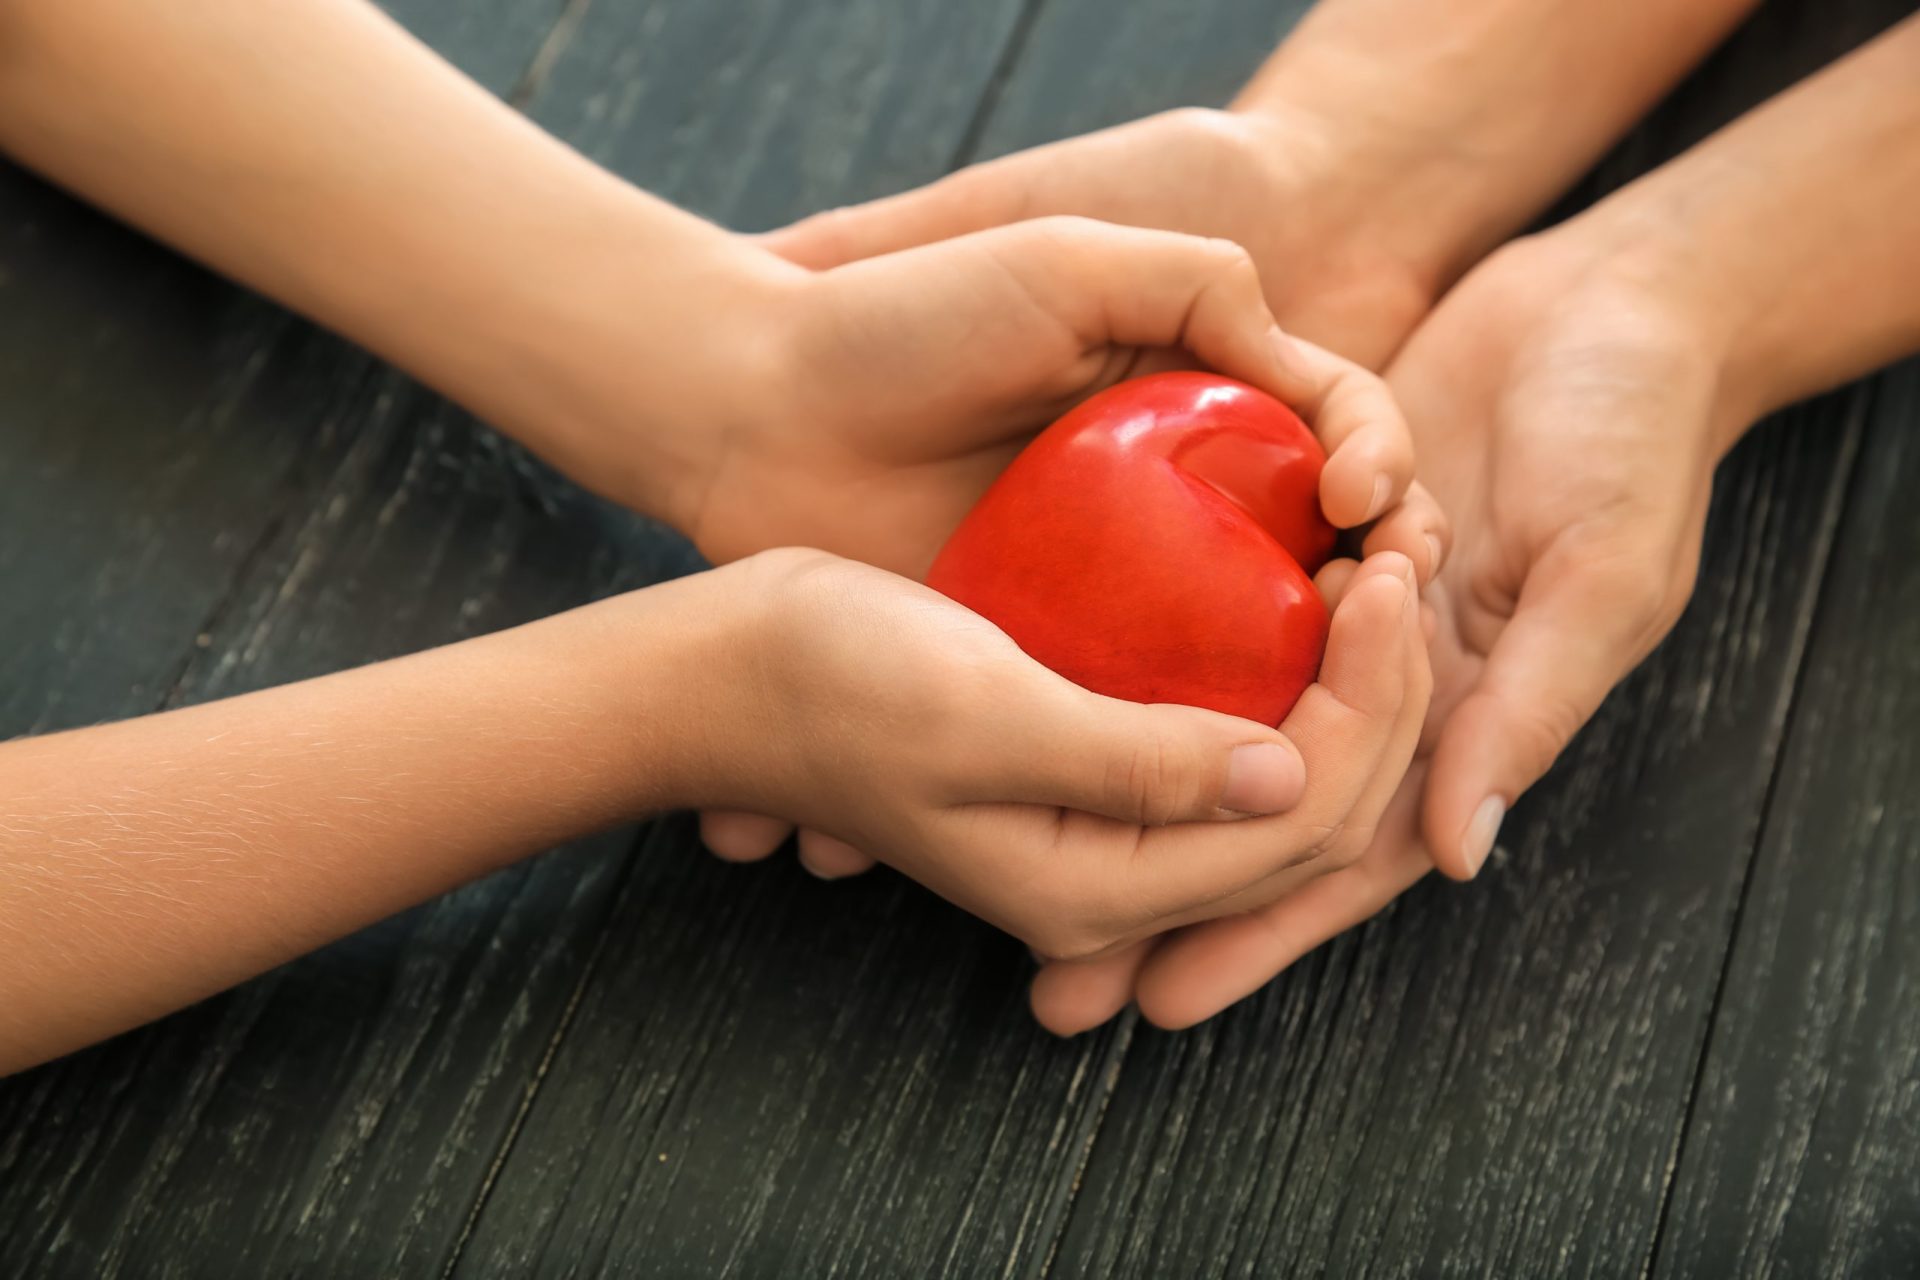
[610,109,1728,1034]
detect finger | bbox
[1239,334,1416,528]
[1423,544,1671,881]
[1360,480,1450,586]
[970,682,1309,826]
[1290,344,1417,529]
[1287,553,1420,759]
[1313,556,1362,609]
[701,811,793,863]
[1029,941,1151,1036]
[1131,552,1431,926]
[797,829,878,880]
[763,153,1044,268]
[1134,765,1433,1029]
[990,218,1296,404]
[1112,556,1419,919]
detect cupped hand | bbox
[763,107,1436,370]
[701,548,1427,959]
[698,218,1446,878]
[691,215,1442,580]
[1030,230,1739,1032]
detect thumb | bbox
[976,683,1307,826]
[1424,551,1676,880]
[763,161,1032,268]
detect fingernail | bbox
[1462,796,1504,877]
[1423,532,1444,578]
[1365,474,1391,522]
[1221,742,1305,815]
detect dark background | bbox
[1,0,1916,1274]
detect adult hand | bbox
[1032,228,1738,1031]
[764,108,1440,370]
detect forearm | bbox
[0,576,723,1072]
[1563,12,1920,442]
[0,0,794,527]
[1236,0,1760,291]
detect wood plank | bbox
[442,4,1352,1277]
[1027,0,1917,1274]
[0,8,584,1277]
[1652,363,1920,1276]
[0,1,1034,1276]
[973,0,1315,158]
[1044,392,1867,1280]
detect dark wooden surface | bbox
[1,1,1915,1276]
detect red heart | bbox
[929,372,1333,726]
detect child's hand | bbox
[689,547,1427,960]
[694,221,1446,881]
[686,217,1446,582]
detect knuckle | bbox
[1156,106,1255,156]
[1023,213,1102,248]
[1509,696,1591,774]
[1159,105,1227,134]
[743,546,844,602]
[1111,735,1197,827]
[1322,824,1373,870]
[1200,236,1258,277]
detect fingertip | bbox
[1134,951,1233,1031]
[1313,557,1362,607]
[1359,486,1449,587]
[797,829,877,879]
[1320,428,1413,529]
[1349,550,1416,598]
[1423,709,1509,882]
[1219,738,1307,816]
[1029,949,1143,1035]
[701,811,793,863]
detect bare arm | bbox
[1061,11,1920,1034]
[0,577,717,1072]
[1564,9,1920,438]
[0,0,790,530]
[767,0,1763,369]
[1235,0,1765,293]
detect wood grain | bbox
[440,5,1350,1276]
[3,0,1918,1276]
[1020,1,1917,1275]
[1652,364,1920,1277]
[0,1,1033,1276]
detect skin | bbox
[769,0,1765,369]
[731,0,1765,880]
[0,550,1426,1074]
[752,0,1920,1031]
[0,0,1441,1070]
[1040,11,1920,1032]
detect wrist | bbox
[416,194,808,533]
[1232,46,1541,299]
[527,565,764,818]
[1543,195,1773,458]
[1211,104,1444,361]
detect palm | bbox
[1033,241,1729,1033]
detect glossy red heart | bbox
[929,372,1333,726]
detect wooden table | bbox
[3,1,1916,1274]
